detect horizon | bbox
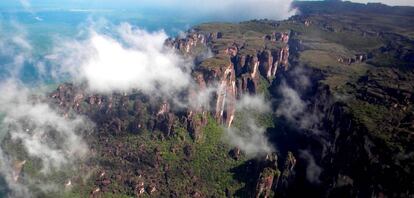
[0,0,413,11]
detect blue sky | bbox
[0,0,413,10]
[0,0,298,21]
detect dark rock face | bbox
[229,147,241,160]
[154,113,175,137]
[357,68,414,107]
[45,26,294,197]
[257,47,290,81]
[250,152,299,198]
[166,28,292,128]
[266,64,414,197]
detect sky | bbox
[0,0,412,9]
[0,0,298,22]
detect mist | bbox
[275,67,323,134]
[299,150,322,184]
[0,0,299,195]
[0,80,94,197]
[224,95,274,158]
[47,22,194,99]
[0,21,93,197]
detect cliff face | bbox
[44,18,414,197]
[321,70,414,197]
[7,15,414,198]
[252,152,298,198]
[50,84,176,138]
[165,32,209,55]
[166,28,289,129]
[2,1,414,197]
[47,24,293,142]
[267,64,414,197]
[165,28,291,129]
[233,54,260,95]
[257,46,289,80]
[43,26,294,197]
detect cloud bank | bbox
[0,23,33,79]
[0,81,91,172]
[48,23,193,96]
[51,23,276,158]
[0,22,92,197]
[0,80,93,197]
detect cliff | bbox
[2,4,414,196]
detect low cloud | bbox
[224,95,274,158]
[48,23,193,97]
[0,81,91,171]
[236,94,271,112]
[0,22,93,196]
[276,82,306,122]
[275,67,322,133]
[0,23,33,79]
[0,80,93,197]
[225,118,273,157]
[299,150,322,184]
[276,81,321,131]
[0,150,30,198]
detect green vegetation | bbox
[56,115,251,197]
[199,55,230,70]
[2,2,414,196]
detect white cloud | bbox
[275,80,321,133]
[49,23,193,96]
[0,22,93,197]
[0,150,31,198]
[0,81,92,173]
[236,94,271,112]
[224,95,274,158]
[0,80,93,197]
[0,23,33,79]
[225,118,274,157]
[276,82,306,121]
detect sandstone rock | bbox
[12,160,26,182]
[187,114,204,141]
[255,167,280,198]
[155,113,175,137]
